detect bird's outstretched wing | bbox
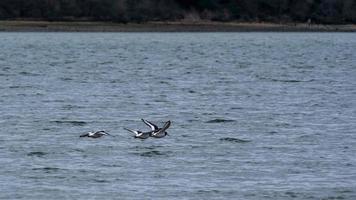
[141,119,159,131]
[96,130,113,136]
[160,120,171,132]
[124,128,139,135]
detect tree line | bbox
[0,0,355,24]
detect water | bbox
[0,32,356,199]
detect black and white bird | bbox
[123,128,151,139]
[79,130,111,138]
[141,119,171,138]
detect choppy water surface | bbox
[0,32,356,199]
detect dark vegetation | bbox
[0,0,355,24]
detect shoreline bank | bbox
[1,20,355,32]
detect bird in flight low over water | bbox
[123,128,151,139]
[141,119,171,138]
[124,119,171,139]
[80,130,111,138]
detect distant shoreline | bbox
[1,20,355,32]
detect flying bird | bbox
[80,130,111,138]
[123,128,151,139]
[141,119,171,138]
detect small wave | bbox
[134,150,168,157]
[64,60,76,64]
[110,80,123,83]
[9,85,34,89]
[337,190,353,194]
[159,81,169,85]
[32,167,63,173]
[26,175,65,180]
[219,137,250,143]
[19,71,40,76]
[268,131,278,134]
[62,105,84,110]
[135,145,163,150]
[206,119,236,123]
[231,107,243,110]
[197,190,221,194]
[59,77,73,81]
[71,148,85,153]
[256,75,313,83]
[181,134,190,138]
[270,79,314,83]
[92,179,110,183]
[290,65,315,69]
[275,122,297,128]
[285,191,298,198]
[270,79,301,83]
[99,61,113,65]
[27,151,47,157]
[51,120,87,126]
[42,99,66,103]
[101,164,121,167]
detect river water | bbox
[0,32,355,199]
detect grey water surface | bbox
[0,32,356,199]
